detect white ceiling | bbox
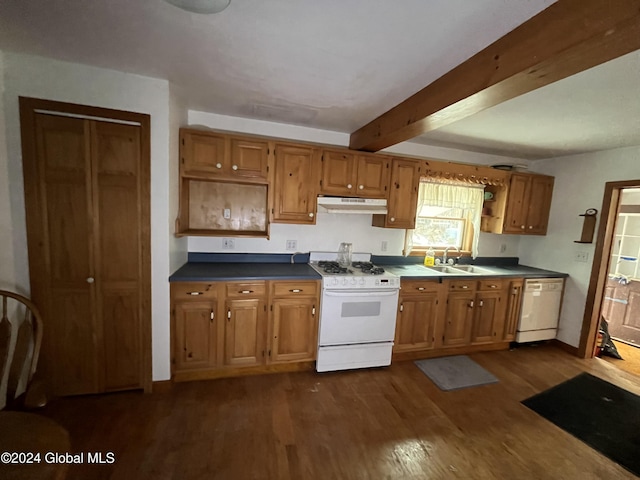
[1,0,638,160]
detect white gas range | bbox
[309,252,400,373]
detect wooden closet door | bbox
[23,103,150,396]
[91,121,145,391]
[33,114,99,395]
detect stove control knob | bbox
[342,278,348,285]
[350,278,357,285]
[332,278,338,285]
[359,278,365,285]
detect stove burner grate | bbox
[352,261,385,275]
[318,261,352,274]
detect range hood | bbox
[316,197,388,214]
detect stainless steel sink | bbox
[450,265,493,274]
[425,264,494,275]
[426,265,467,274]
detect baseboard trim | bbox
[151,380,173,393]
[392,342,510,362]
[550,339,580,356]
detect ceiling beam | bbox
[349,0,640,152]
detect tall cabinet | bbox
[20,98,151,396]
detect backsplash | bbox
[187,213,520,257]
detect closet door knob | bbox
[86,277,95,284]
[216,163,222,169]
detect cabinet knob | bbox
[528,225,533,229]
[86,277,95,284]
[308,212,314,217]
[186,291,203,296]
[358,185,364,190]
[417,287,425,291]
[232,164,238,171]
[347,184,352,189]
[390,217,395,222]
[216,163,222,169]
[289,289,302,293]
[461,285,468,289]
[521,225,525,229]
[489,285,497,289]
[239,290,254,294]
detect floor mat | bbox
[522,372,640,476]
[414,355,498,391]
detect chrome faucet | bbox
[443,246,460,265]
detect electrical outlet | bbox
[499,243,507,253]
[381,241,388,252]
[575,251,589,263]
[222,238,235,250]
[223,208,231,219]
[286,240,297,251]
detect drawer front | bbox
[401,280,440,294]
[478,279,505,291]
[448,279,477,291]
[225,282,267,298]
[171,282,218,299]
[272,280,319,297]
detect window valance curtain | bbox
[405,180,484,258]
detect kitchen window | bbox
[407,180,484,258]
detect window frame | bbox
[407,181,479,258]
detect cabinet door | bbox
[373,158,418,229]
[174,301,216,371]
[270,298,318,363]
[471,291,502,344]
[181,130,227,175]
[525,175,554,234]
[224,298,266,367]
[320,150,356,196]
[273,144,318,224]
[503,279,523,341]
[229,137,269,179]
[394,294,438,352]
[355,154,390,198]
[503,174,530,233]
[442,292,475,347]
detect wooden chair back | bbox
[0,290,43,410]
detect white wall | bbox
[186,110,525,257]
[169,86,189,273]
[0,51,17,292]
[1,51,173,381]
[520,146,640,347]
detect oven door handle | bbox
[324,289,398,297]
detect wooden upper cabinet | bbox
[319,149,389,198]
[503,173,554,235]
[230,137,269,178]
[355,154,390,198]
[272,143,319,224]
[372,158,420,229]
[180,129,269,181]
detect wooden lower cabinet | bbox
[174,301,217,371]
[442,291,475,347]
[503,279,524,341]
[394,277,517,359]
[224,297,267,367]
[171,279,319,381]
[270,292,318,363]
[394,280,444,352]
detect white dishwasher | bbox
[516,278,564,343]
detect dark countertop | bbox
[170,253,567,282]
[384,263,568,280]
[169,262,321,282]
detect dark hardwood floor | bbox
[36,344,640,479]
